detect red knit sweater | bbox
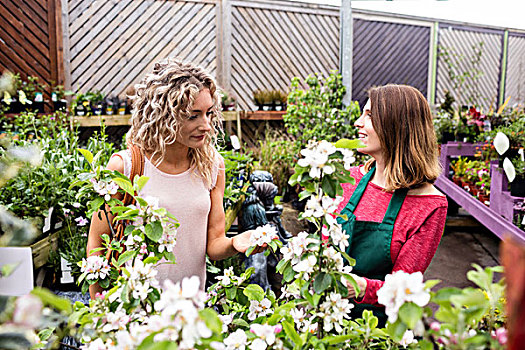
[336,166,448,306]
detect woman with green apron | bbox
[336,85,447,325]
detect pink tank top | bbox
[113,150,220,289]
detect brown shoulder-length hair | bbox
[364,84,441,191]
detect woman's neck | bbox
[147,143,191,174]
[371,157,388,189]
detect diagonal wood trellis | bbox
[0,0,63,107]
[64,0,217,100]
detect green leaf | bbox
[243,284,265,301]
[77,148,93,164]
[99,278,110,289]
[313,272,333,294]
[135,176,150,191]
[225,286,237,300]
[245,246,255,257]
[424,279,441,290]
[121,282,130,304]
[398,302,423,329]
[232,318,250,328]
[113,177,134,196]
[340,251,356,266]
[144,221,163,242]
[282,320,303,348]
[199,309,222,334]
[90,197,104,212]
[283,265,295,282]
[417,339,434,350]
[267,302,295,325]
[321,176,337,198]
[298,190,313,201]
[334,139,365,149]
[31,288,72,314]
[385,320,407,342]
[324,335,353,345]
[143,256,160,265]
[117,250,137,267]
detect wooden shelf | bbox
[241,111,286,120]
[72,114,131,127]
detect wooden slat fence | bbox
[229,0,340,110]
[351,17,431,107]
[505,33,525,108]
[436,24,503,111]
[0,0,63,108]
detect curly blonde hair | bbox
[127,58,223,189]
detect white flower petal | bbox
[503,157,516,182]
[493,132,510,155]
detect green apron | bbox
[336,166,408,324]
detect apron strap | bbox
[345,166,376,212]
[382,188,408,225]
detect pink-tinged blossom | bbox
[75,216,89,226]
[13,294,43,328]
[80,255,111,281]
[92,179,119,201]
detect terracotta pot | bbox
[452,176,462,186]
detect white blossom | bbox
[297,140,337,178]
[339,148,356,170]
[250,324,276,346]
[322,222,349,252]
[292,254,317,276]
[399,330,417,347]
[223,329,248,350]
[377,271,430,323]
[248,298,273,321]
[250,224,279,246]
[216,266,235,286]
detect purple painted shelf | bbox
[435,142,525,244]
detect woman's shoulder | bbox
[108,151,127,173]
[408,183,446,198]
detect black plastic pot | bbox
[510,176,525,197]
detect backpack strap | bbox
[114,144,144,243]
[121,144,144,206]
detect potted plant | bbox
[51,84,72,112]
[272,90,288,111]
[450,157,469,186]
[473,161,491,205]
[70,92,89,116]
[253,89,266,111]
[85,90,104,116]
[117,96,129,115]
[221,91,236,111]
[510,157,525,197]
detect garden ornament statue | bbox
[238,170,292,290]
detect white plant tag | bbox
[60,257,74,284]
[42,207,54,233]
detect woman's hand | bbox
[346,273,367,299]
[232,230,267,255]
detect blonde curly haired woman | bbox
[87,58,259,297]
